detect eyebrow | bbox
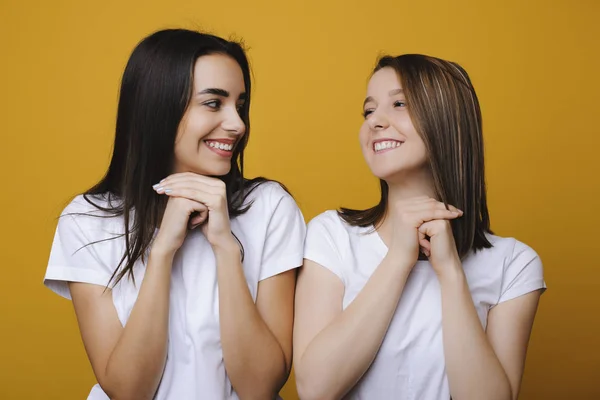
[197,88,247,100]
[363,88,404,107]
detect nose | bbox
[222,106,246,136]
[367,108,389,131]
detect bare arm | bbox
[69,248,174,400]
[155,174,303,399]
[294,199,461,400]
[216,244,296,400]
[439,264,541,400]
[293,253,412,400]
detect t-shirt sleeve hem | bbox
[44,265,113,300]
[303,250,344,285]
[494,279,547,306]
[258,252,304,282]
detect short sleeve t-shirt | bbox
[44,182,306,400]
[304,210,546,400]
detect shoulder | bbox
[308,210,346,230]
[61,193,117,216]
[307,210,354,244]
[58,193,124,236]
[242,180,300,216]
[481,235,545,303]
[480,234,541,264]
[244,180,292,203]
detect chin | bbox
[371,162,430,184]
[369,164,401,180]
[183,164,230,177]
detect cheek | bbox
[399,115,421,143]
[358,124,370,149]
[182,110,218,141]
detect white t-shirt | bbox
[304,210,546,400]
[44,182,306,400]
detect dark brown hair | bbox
[339,54,492,258]
[78,29,270,286]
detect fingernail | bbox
[155,186,164,193]
[152,184,160,190]
[164,189,172,194]
[160,178,166,183]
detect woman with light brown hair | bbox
[293,54,546,400]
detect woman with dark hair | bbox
[293,54,545,400]
[44,29,305,400]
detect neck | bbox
[377,168,436,245]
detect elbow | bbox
[236,384,281,400]
[99,378,155,400]
[295,368,338,400]
[488,378,514,400]
[296,384,333,400]
[296,385,336,400]
[234,357,290,400]
[105,391,154,400]
[103,387,153,400]
[234,374,285,400]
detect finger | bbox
[413,209,461,225]
[189,213,208,230]
[190,212,207,225]
[189,207,208,226]
[406,201,462,214]
[155,180,223,196]
[160,186,219,207]
[159,173,224,188]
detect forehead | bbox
[192,54,245,92]
[367,67,402,94]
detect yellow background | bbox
[1,0,598,398]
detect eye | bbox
[203,99,222,110]
[236,103,245,113]
[363,109,374,119]
[394,100,406,108]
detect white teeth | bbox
[207,141,233,151]
[374,140,401,152]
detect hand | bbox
[389,197,462,265]
[152,195,208,256]
[153,173,237,251]
[418,219,462,277]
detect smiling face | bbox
[359,67,429,183]
[172,53,247,176]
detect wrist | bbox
[387,246,418,267]
[148,245,176,273]
[385,248,416,275]
[436,260,465,286]
[151,230,182,256]
[212,235,242,260]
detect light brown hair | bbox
[339,54,492,258]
